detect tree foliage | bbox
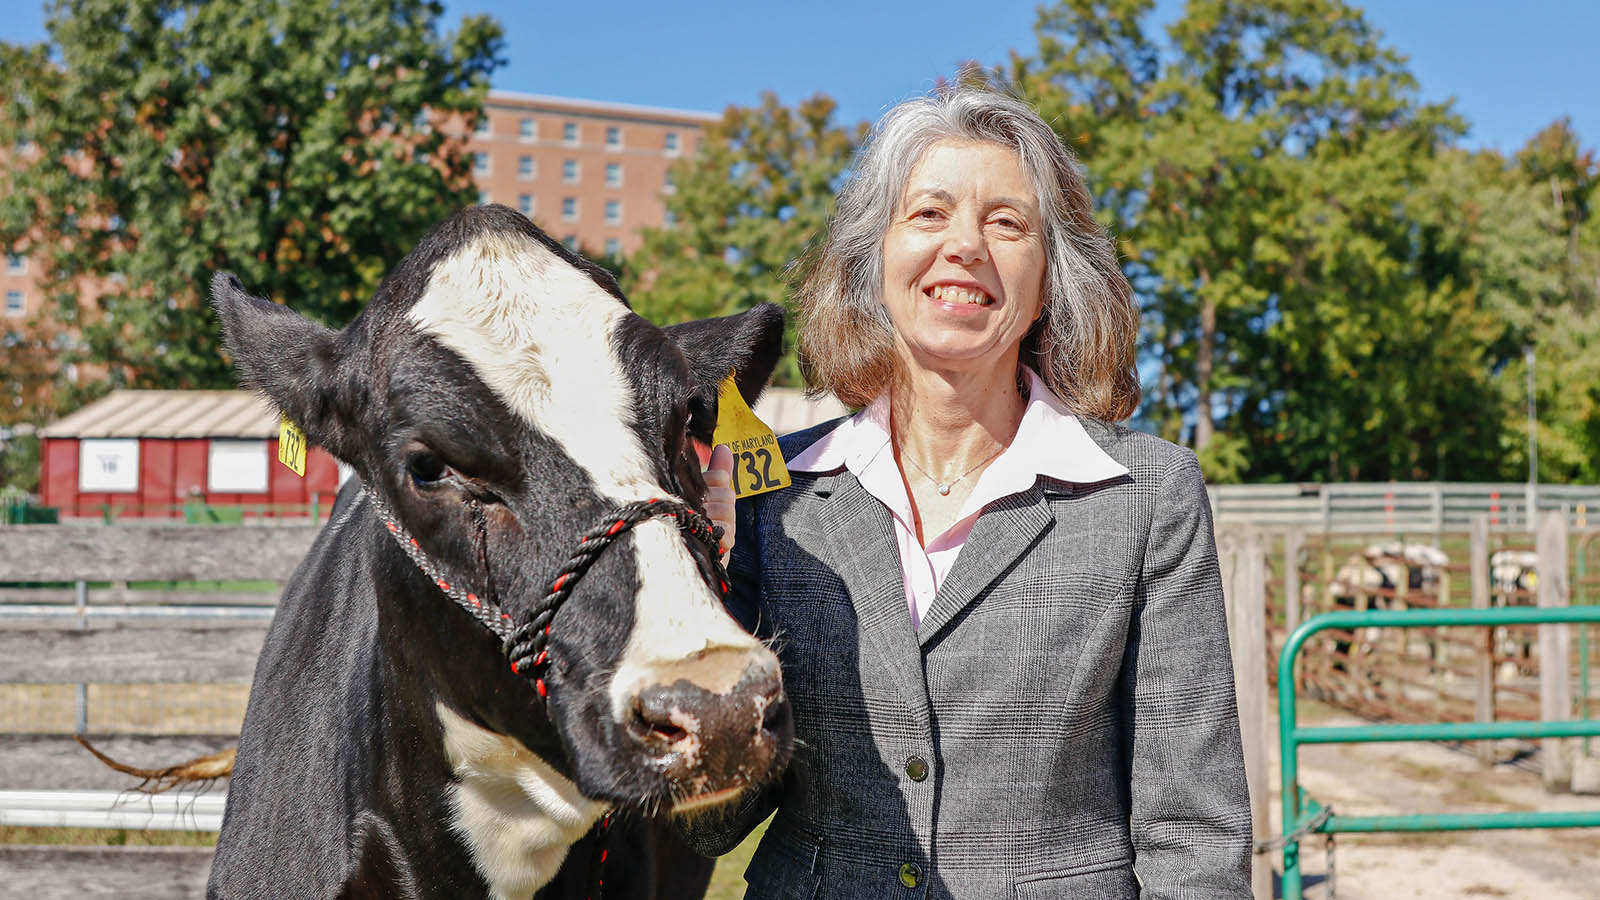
[624,92,865,386]
[0,0,503,416]
[1008,0,1599,482]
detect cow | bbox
[200,204,793,899]
[1490,549,1540,678]
[1326,542,1451,680]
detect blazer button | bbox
[898,861,922,888]
[904,755,929,782]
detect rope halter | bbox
[364,487,726,700]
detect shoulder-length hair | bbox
[795,86,1140,421]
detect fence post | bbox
[1284,530,1304,638]
[1538,510,1573,790]
[1218,523,1271,899]
[1472,514,1495,766]
[74,579,89,735]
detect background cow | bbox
[204,204,792,899]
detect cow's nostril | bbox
[630,693,696,748]
[761,696,787,735]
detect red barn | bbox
[38,390,344,521]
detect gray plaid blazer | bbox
[682,417,1252,899]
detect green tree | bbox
[1493,121,1600,482]
[0,0,503,414]
[624,92,865,386]
[1006,0,1560,483]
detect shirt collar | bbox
[787,367,1129,486]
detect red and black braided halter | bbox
[363,487,727,700]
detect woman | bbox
[692,86,1251,898]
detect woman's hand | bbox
[702,444,736,562]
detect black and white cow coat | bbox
[207,205,791,899]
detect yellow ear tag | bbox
[277,413,308,477]
[711,375,790,498]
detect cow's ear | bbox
[211,273,360,462]
[664,303,786,407]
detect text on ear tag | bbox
[711,375,790,498]
[277,414,307,477]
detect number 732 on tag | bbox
[710,374,791,499]
[726,434,789,497]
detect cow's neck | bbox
[367,528,607,900]
[433,703,607,899]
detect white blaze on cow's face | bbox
[405,233,769,722]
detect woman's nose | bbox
[943,215,987,265]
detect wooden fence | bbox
[0,524,311,737]
[1220,513,1600,896]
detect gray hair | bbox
[795,85,1140,419]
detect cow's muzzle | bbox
[622,647,792,812]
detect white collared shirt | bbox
[788,368,1128,630]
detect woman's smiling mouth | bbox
[926,284,994,306]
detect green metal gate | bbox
[1277,607,1600,899]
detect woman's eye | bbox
[407,452,452,487]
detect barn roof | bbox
[40,390,279,439]
[39,387,847,441]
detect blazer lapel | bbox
[811,473,932,726]
[916,482,1056,644]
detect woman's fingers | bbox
[703,444,735,562]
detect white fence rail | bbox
[1210,482,1600,533]
[0,789,224,830]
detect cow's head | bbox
[212,205,791,819]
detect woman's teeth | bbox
[931,285,990,305]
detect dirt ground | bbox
[1271,701,1600,899]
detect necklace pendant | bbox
[937,484,951,496]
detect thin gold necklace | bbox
[900,443,1005,496]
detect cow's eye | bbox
[407,451,452,488]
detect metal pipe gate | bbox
[1278,607,1600,899]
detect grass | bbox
[0,825,215,847]
[704,817,768,900]
[0,683,249,734]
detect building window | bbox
[605,200,621,225]
[519,118,535,140]
[474,116,491,136]
[663,169,675,193]
[5,253,23,275]
[562,159,579,184]
[79,439,140,493]
[562,197,578,221]
[665,132,680,155]
[517,193,533,216]
[209,439,269,493]
[473,151,490,175]
[605,163,622,187]
[563,121,578,144]
[604,238,621,256]
[664,209,677,228]
[478,190,491,205]
[605,126,621,149]
[4,290,23,316]
[518,155,534,179]
[562,235,579,251]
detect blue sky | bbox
[4,1,1594,153]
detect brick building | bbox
[465,91,716,257]
[1,92,718,420]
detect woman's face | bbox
[880,140,1047,380]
